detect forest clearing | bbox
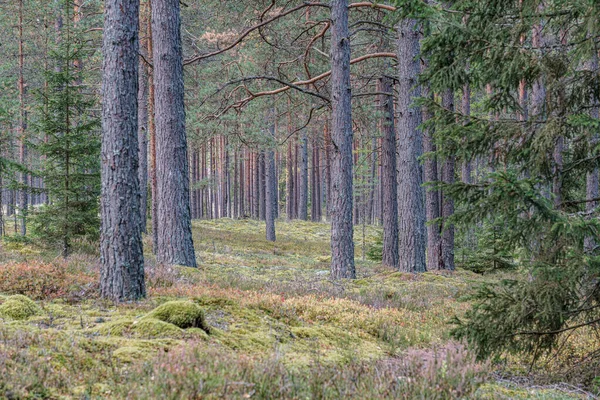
[1,0,599,398]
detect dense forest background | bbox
[0,0,599,398]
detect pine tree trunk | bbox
[461,83,472,184]
[147,3,158,251]
[152,0,196,267]
[423,84,442,270]
[138,12,149,232]
[100,0,145,300]
[286,137,295,220]
[380,75,399,269]
[329,0,355,279]
[324,121,332,220]
[265,117,277,241]
[18,0,28,236]
[396,19,426,273]
[441,90,455,271]
[314,137,322,221]
[298,132,308,221]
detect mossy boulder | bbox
[0,294,43,320]
[143,301,208,331]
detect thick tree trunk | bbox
[147,3,158,251]
[329,0,355,279]
[441,90,455,271]
[380,75,399,269]
[138,17,149,233]
[18,0,28,236]
[396,19,426,273]
[298,132,309,220]
[152,0,197,267]
[100,0,145,301]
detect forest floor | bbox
[0,219,595,399]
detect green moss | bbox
[0,294,43,320]
[112,346,147,363]
[144,301,208,331]
[131,318,183,338]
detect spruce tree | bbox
[415,0,600,372]
[30,3,100,257]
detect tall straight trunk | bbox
[233,148,238,218]
[190,150,197,219]
[286,138,295,220]
[353,139,360,226]
[265,115,277,241]
[294,135,299,217]
[422,85,441,271]
[253,152,259,219]
[147,2,158,250]
[461,83,472,184]
[201,143,207,218]
[18,0,28,236]
[441,90,455,271]
[380,75,399,269]
[311,139,316,221]
[224,137,230,218]
[324,121,332,219]
[209,139,215,219]
[329,0,355,279]
[138,6,149,232]
[100,0,145,300]
[239,148,245,217]
[314,136,322,221]
[396,19,426,273]
[298,132,309,220]
[152,0,196,267]
[259,151,266,220]
[367,135,376,225]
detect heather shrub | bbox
[0,260,98,300]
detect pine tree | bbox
[30,4,100,257]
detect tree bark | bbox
[138,8,149,232]
[147,1,158,251]
[380,74,399,269]
[18,0,28,236]
[100,0,145,301]
[265,115,277,241]
[396,19,426,273]
[441,90,455,271]
[329,0,355,279]
[152,0,197,267]
[298,132,308,220]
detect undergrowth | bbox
[0,219,594,398]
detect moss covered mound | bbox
[144,301,208,331]
[0,294,43,320]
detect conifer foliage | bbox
[30,1,100,257]
[416,0,600,365]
